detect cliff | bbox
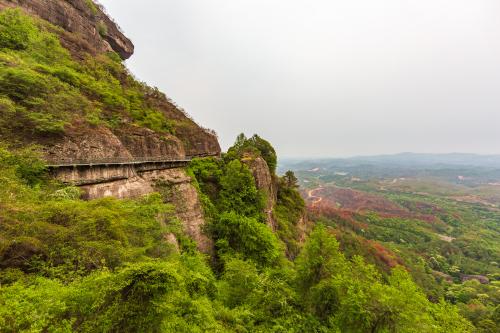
[242,155,277,229]
[0,2,219,252]
[0,0,220,162]
[0,0,133,59]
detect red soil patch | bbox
[306,186,440,224]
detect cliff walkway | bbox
[46,153,218,168]
[46,152,220,186]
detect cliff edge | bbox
[0,0,220,162]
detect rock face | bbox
[242,156,278,229]
[40,123,188,164]
[0,0,134,59]
[141,169,213,253]
[62,165,212,253]
[0,0,218,253]
[41,123,133,164]
[0,0,221,163]
[81,175,153,199]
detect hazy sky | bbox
[99,0,500,157]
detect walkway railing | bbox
[46,152,218,168]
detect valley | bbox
[281,154,500,328]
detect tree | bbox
[248,135,277,174]
[295,225,348,291]
[282,170,299,188]
[214,212,282,267]
[218,159,264,218]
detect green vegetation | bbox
[274,170,306,258]
[227,133,278,173]
[85,0,99,16]
[0,138,474,331]
[287,157,500,332]
[0,9,172,136]
[0,7,479,332]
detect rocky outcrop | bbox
[113,125,186,159]
[0,1,220,162]
[40,123,133,164]
[66,166,212,253]
[81,175,153,199]
[142,90,221,157]
[0,0,134,59]
[141,169,213,253]
[0,0,218,254]
[40,123,188,164]
[242,155,277,229]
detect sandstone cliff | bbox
[242,154,310,253]
[0,0,220,162]
[0,0,133,59]
[242,155,278,229]
[0,1,219,252]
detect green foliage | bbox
[295,225,474,332]
[0,145,46,186]
[282,170,299,188]
[0,258,224,332]
[0,9,173,137]
[274,174,306,258]
[295,225,348,295]
[85,0,99,16]
[0,9,36,50]
[187,157,223,202]
[226,133,277,173]
[218,159,265,219]
[214,212,282,267]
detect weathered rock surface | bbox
[81,175,153,199]
[141,169,213,253]
[40,123,133,164]
[0,0,134,59]
[242,155,278,229]
[112,125,186,159]
[63,165,212,253]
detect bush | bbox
[0,9,36,50]
[215,212,282,267]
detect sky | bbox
[99,0,500,158]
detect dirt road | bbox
[307,187,323,206]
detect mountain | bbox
[0,2,479,332]
[281,152,500,170]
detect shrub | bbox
[97,21,108,38]
[214,212,282,267]
[218,159,265,219]
[0,9,175,137]
[0,9,36,50]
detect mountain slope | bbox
[0,3,476,332]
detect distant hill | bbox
[281,153,500,170]
[279,153,500,186]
